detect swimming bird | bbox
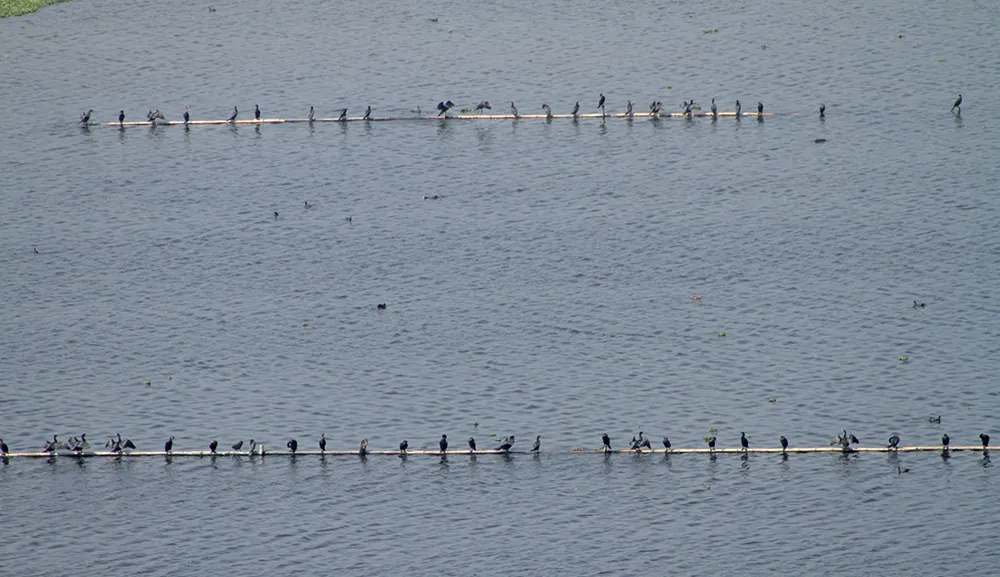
[0,439,8,455]
[254,104,261,121]
[232,440,244,452]
[510,102,519,118]
[496,435,514,452]
[475,101,492,114]
[888,435,900,449]
[467,437,476,452]
[626,100,633,116]
[735,100,741,118]
[436,101,454,116]
[118,110,125,125]
[79,110,93,125]
[981,433,990,448]
[164,436,174,453]
[928,415,941,423]
[364,105,372,120]
[33,247,39,255]
[287,439,297,453]
[399,439,408,454]
[942,434,950,448]
[662,437,671,450]
[571,101,580,117]
[377,303,387,310]
[184,105,190,123]
[274,211,279,220]
[319,433,327,452]
[304,201,312,209]
[531,435,541,452]
[308,106,315,122]
[228,106,238,122]
[914,301,926,308]
[209,440,218,453]
[602,433,611,452]
[819,103,825,118]
[338,108,348,122]
[780,436,788,452]
[951,94,962,113]
[711,98,717,117]
[741,432,749,450]
[708,436,717,449]
[439,434,448,453]
[359,439,368,456]
[248,439,256,455]
[541,103,552,119]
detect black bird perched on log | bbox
[436,101,454,116]
[602,433,611,452]
[707,436,717,449]
[399,439,408,454]
[338,108,348,122]
[662,437,671,450]
[851,433,860,445]
[597,93,605,110]
[496,435,515,452]
[248,439,256,455]
[510,102,519,118]
[308,106,315,122]
[475,101,491,114]
[626,100,633,116]
[0,439,8,455]
[209,440,218,453]
[888,435,900,449]
[819,103,825,118]
[164,436,174,453]
[541,103,552,119]
[951,94,962,113]
[711,98,717,118]
[359,439,368,456]
[571,101,580,117]
[254,104,261,120]
[741,432,750,450]
[941,434,950,449]
[735,100,741,118]
[757,101,764,117]
[287,439,297,453]
[981,433,990,448]
[439,434,448,453]
[780,436,788,452]
[184,105,190,123]
[319,433,326,452]
[531,436,541,452]
[364,105,372,120]
[118,110,125,125]
[79,110,93,125]
[468,437,476,451]
[232,440,244,452]
[228,106,238,122]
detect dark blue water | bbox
[2,0,999,574]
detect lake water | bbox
[2,0,999,574]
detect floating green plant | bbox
[0,0,71,18]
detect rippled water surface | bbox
[2,0,999,574]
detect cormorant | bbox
[119,110,125,125]
[757,101,764,116]
[184,105,190,123]
[571,101,580,117]
[640,436,651,450]
[399,439,408,453]
[274,211,279,220]
[0,439,8,455]
[228,106,238,122]
[287,439,297,453]
[711,98,717,117]
[164,436,174,453]
[707,436,717,449]
[338,108,348,122]
[364,105,372,120]
[780,436,788,451]
[914,301,926,308]
[377,303,387,310]
[662,437,671,450]
[928,415,940,423]
[942,434,950,448]
[541,104,552,119]
[254,104,261,120]
[79,110,93,125]
[475,101,492,114]
[439,434,448,453]
[359,439,368,456]
[436,101,455,116]
[951,94,962,113]
[819,103,825,118]
[741,432,749,450]
[597,93,605,110]
[232,440,244,451]
[888,435,900,449]
[735,100,741,118]
[850,434,860,445]
[531,436,541,452]
[602,433,611,452]
[248,439,256,455]
[308,106,315,122]
[981,433,991,448]
[304,201,312,209]
[319,433,327,451]
[496,436,514,452]
[626,100,633,116]
[510,101,519,118]
[209,440,218,453]
[468,437,477,451]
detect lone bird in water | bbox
[436,101,455,116]
[184,105,190,123]
[338,108,348,122]
[707,436,717,450]
[710,98,717,118]
[888,435,900,449]
[308,106,315,122]
[941,434,950,449]
[819,103,825,118]
[254,104,261,121]
[468,437,477,452]
[274,211,279,220]
[531,435,541,452]
[364,105,372,120]
[571,101,580,117]
[541,103,553,119]
[741,432,750,451]
[951,94,962,113]
[359,439,368,456]
[735,100,742,119]
[757,101,764,117]
[209,440,218,454]
[79,110,94,125]
[602,433,612,452]
[287,439,297,453]
[164,436,174,453]
[232,440,244,452]
[399,440,408,454]
[928,415,941,423]
[780,436,788,452]
[981,433,990,448]
[510,101,519,118]
[626,100,633,116]
[118,110,125,125]
[662,437,671,450]
[496,435,515,452]
[914,301,926,308]
[439,434,448,453]
[228,106,238,122]
[475,101,492,114]
[319,433,327,452]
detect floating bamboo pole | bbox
[85,111,774,128]
[0,446,986,459]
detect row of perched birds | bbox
[1,430,990,457]
[77,94,965,126]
